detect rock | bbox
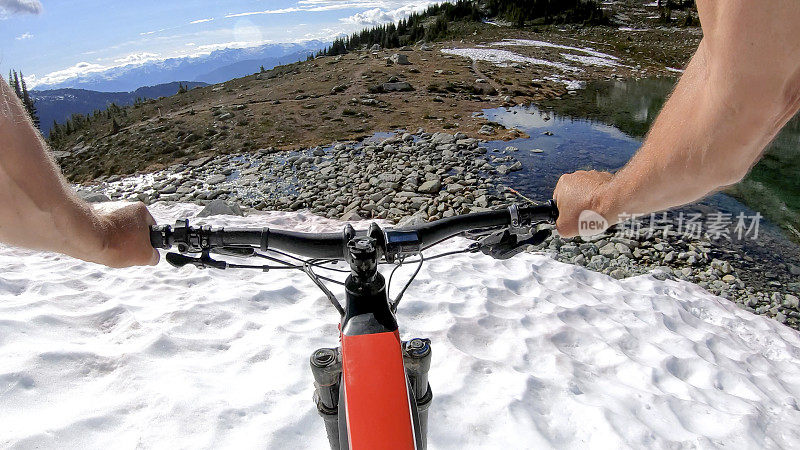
[722,274,736,283]
[479,125,495,135]
[614,243,631,256]
[531,148,544,153]
[378,82,413,92]
[446,183,465,194]
[599,242,620,259]
[51,150,72,160]
[397,213,427,228]
[207,174,227,185]
[789,264,800,276]
[79,191,111,203]
[431,132,456,145]
[370,43,381,52]
[188,156,213,168]
[509,161,523,172]
[389,53,410,65]
[217,112,234,120]
[341,210,362,221]
[784,294,800,309]
[160,185,177,195]
[417,180,442,194]
[610,268,627,279]
[196,199,243,218]
[312,148,325,157]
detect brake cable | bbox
[303,262,345,316]
[389,253,424,313]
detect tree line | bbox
[318,0,607,57]
[7,70,40,129]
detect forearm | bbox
[0,80,107,261]
[594,37,800,222]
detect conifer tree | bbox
[7,70,40,129]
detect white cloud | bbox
[15,32,33,40]
[113,52,160,65]
[339,2,433,26]
[225,7,301,18]
[0,0,42,15]
[28,61,108,87]
[189,18,214,24]
[223,1,423,18]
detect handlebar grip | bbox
[150,225,170,249]
[549,199,559,221]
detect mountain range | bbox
[31,82,208,136]
[34,41,327,92]
[30,40,328,136]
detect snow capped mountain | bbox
[33,41,328,92]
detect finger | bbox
[149,249,160,266]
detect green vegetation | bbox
[48,102,128,147]
[485,0,609,27]
[7,70,39,129]
[318,0,607,57]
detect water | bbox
[477,105,640,198]
[479,77,800,247]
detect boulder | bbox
[389,53,410,65]
[417,180,442,194]
[79,191,111,203]
[196,199,244,218]
[379,81,413,92]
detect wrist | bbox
[52,197,111,265]
[589,176,623,226]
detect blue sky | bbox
[0,0,437,87]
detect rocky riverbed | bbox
[76,132,800,331]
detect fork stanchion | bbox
[310,347,342,450]
[404,338,433,444]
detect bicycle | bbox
[149,200,558,449]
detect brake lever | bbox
[477,228,551,260]
[165,251,228,270]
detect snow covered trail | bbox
[2,204,800,449]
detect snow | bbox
[440,48,579,72]
[2,204,800,448]
[542,76,586,91]
[561,53,620,67]
[491,38,620,61]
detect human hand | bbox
[553,170,615,238]
[96,202,160,268]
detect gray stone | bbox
[610,268,627,279]
[207,174,227,185]
[196,199,243,218]
[379,82,413,92]
[79,191,111,203]
[599,243,620,259]
[417,180,442,194]
[784,294,800,309]
[479,125,494,135]
[389,53,410,65]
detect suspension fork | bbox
[309,340,433,450]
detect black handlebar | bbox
[150,200,558,260]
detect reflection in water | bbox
[477,105,639,199]
[525,78,800,240]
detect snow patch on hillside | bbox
[441,47,579,72]
[2,204,800,448]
